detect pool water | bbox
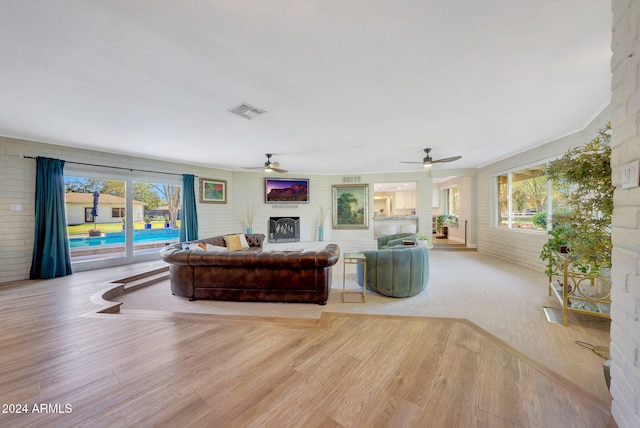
[69,228,179,248]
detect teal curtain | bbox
[180,174,199,242]
[30,157,73,279]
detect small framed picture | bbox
[199,178,227,204]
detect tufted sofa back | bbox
[196,233,264,249]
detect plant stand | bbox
[546,250,611,325]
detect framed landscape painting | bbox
[199,178,227,204]
[332,184,369,229]
[265,177,309,204]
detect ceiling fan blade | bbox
[400,148,461,166]
[432,156,462,163]
[244,154,288,172]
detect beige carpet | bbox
[117,249,612,403]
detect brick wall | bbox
[0,137,36,281]
[610,1,640,426]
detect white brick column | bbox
[610,1,640,427]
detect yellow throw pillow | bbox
[224,234,244,252]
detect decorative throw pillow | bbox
[239,234,250,249]
[205,244,228,252]
[190,243,206,252]
[224,234,246,252]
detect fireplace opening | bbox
[269,217,300,243]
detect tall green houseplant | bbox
[542,123,613,270]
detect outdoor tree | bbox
[152,184,181,227]
[133,183,163,209]
[101,180,125,196]
[511,188,527,213]
[65,178,107,193]
[65,178,125,196]
[516,176,547,212]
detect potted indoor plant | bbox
[415,232,433,249]
[435,214,457,237]
[540,222,572,276]
[541,123,613,272]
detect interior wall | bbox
[610,0,640,426]
[230,172,332,242]
[475,107,611,272]
[0,137,435,283]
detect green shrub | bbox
[532,212,546,228]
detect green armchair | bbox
[376,233,417,249]
[356,245,429,297]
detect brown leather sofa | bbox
[160,234,340,304]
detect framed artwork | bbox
[199,178,227,204]
[332,184,369,229]
[265,178,309,204]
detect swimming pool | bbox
[69,228,179,248]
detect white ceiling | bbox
[0,1,612,175]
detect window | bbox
[496,164,567,231]
[64,174,181,267]
[442,186,458,216]
[84,208,95,223]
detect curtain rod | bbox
[19,155,192,178]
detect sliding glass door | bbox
[64,170,181,271]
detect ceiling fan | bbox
[243,153,288,173]
[399,148,462,168]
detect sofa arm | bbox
[244,233,264,248]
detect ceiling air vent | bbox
[229,102,266,120]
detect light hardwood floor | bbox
[0,258,615,427]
